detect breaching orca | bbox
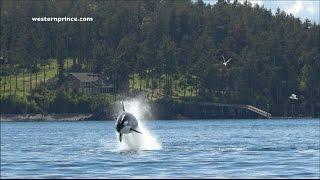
[115,102,142,142]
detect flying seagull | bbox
[222,55,232,66]
[289,94,298,100]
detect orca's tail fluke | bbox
[119,133,123,142]
[130,128,142,134]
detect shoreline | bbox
[0,113,317,121]
[0,113,93,122]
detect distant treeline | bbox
[1,0,319,116]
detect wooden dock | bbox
[197,102,272,119]
[152,100,273,119]
[241,105,271,118]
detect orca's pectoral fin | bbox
[119,133,123,142]
[130,128,142,134]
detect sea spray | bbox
[116,97,162,151]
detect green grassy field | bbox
[1,60,197,102]
[129,74,197,101]
[1,59,72,98]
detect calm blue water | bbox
[1,119,319,178]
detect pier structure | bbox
[181,102,272,119]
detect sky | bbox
[202,0,320,24]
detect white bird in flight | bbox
[222,55,232,66]
[289,94,298,100]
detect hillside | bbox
[1,59,72,97]
[1,0,319,117]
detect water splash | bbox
[115,96,162,151]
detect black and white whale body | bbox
[115,105,142,142]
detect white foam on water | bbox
[116,97,162,151]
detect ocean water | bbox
[1,119,319,178]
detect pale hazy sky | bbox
[202,0,320,24]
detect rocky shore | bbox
[0,113,94,121]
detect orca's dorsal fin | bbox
[122,100,125,112]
